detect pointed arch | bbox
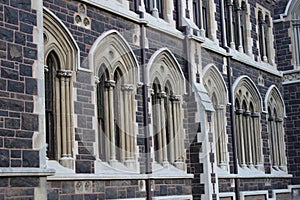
[232,76,262,111]
[89,30,139,83]
[202,64,228,105]
[43,7,79,71]
[203,64,228,169]
[148,48,186,94]
[233,75,263,169]
[265,85,286,117]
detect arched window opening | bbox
[45,51,58,161]
[234,78,263,170]
[267,88,287,171]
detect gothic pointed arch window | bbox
[288,0,300,67]
[266,86,287,171]
[192,0,212,38]
[43,9,78,169]
[203,65,228,170]
[257,8,273,64]
[90,30,138,170]
[233,76,263,169]
[148,48,186,170]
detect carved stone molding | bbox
[57,70,72,78]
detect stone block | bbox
[25,78,37,95]
[1,68,18,80]
[5,118,20,129]
[4,6,18,25]
[19,10,36,26]
[22,150,39,167]
[10,177,39,187]
[0,149,9,167]
[8,80,24,93]
[21,113,38,131]
[7,43,22,62]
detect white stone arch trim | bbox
[232,75,263,111]
[89,30,139,83]
[280,0,300,19]
[265,85,286,118]
[147,48,186,94]
[43,7,80,71]
[202,64,228,105]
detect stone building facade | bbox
[0,0,299,199]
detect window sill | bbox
[47,160,193,181]
[216,166,292,179]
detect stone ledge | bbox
[0,167,55,177]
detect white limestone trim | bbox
[218,192,236,200]
[240,190,268,200]
[201,40,282,77]
[152,195,193,200]
[80,0,185,40]
[43,7,81,72]
[265,85,286,117]
[283,69,300,85]
[272,189,291,200]
[0,168,55,177]
[232,75,264,109]
[89,29,140,77]
[202,64,229,104]
[47,173,193,181]
[147,48,186,94]
[275,0,299,22]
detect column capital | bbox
[158,92,167,99]
[275,117,283,122]
[216,105,225,110]
[57,70,72,78]
[105,80,116,88]
[235,109,244,115]
[95,76,100,84]
[243,111,251,116]
[121,84,134,91]
[251,112,260,118]
[268,116,274,121]
[170,95,181,102]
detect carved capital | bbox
[95,76,100,84]
[170,95,181,102]
[251,112,260,118]
[104,80,115,88]
[57,70,72,78]
[121,84,134,91]
[158,92,167,99]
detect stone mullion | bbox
[122,84,134,163]
[236,7,243,52]
[199,0,205,36]
[253,113,262,168]
[245,111,253,168]
[177,97,184,163]
[227,0,235,49]
[159,92,168,166]
[235,110,242,166]
[272,118,279,168]
[156,95,163,164]
[65,76,72,157]
[167,97,174,163]
[59,76,67,158]
[120,90,125,163]
[238,109,246,167]
[276,118,286,170]
[105,80,116,163]
[217,106,226,168]
[104,85,110,161]
[260,21,267,62]
[173,97,179,162]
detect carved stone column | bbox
[105,80,117,165]
[237,109,246,168]
[244,110,253,168]
[57,70,73,169]
[122,84,135,168]
[158,92,168,167]
[227,0,235,49]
